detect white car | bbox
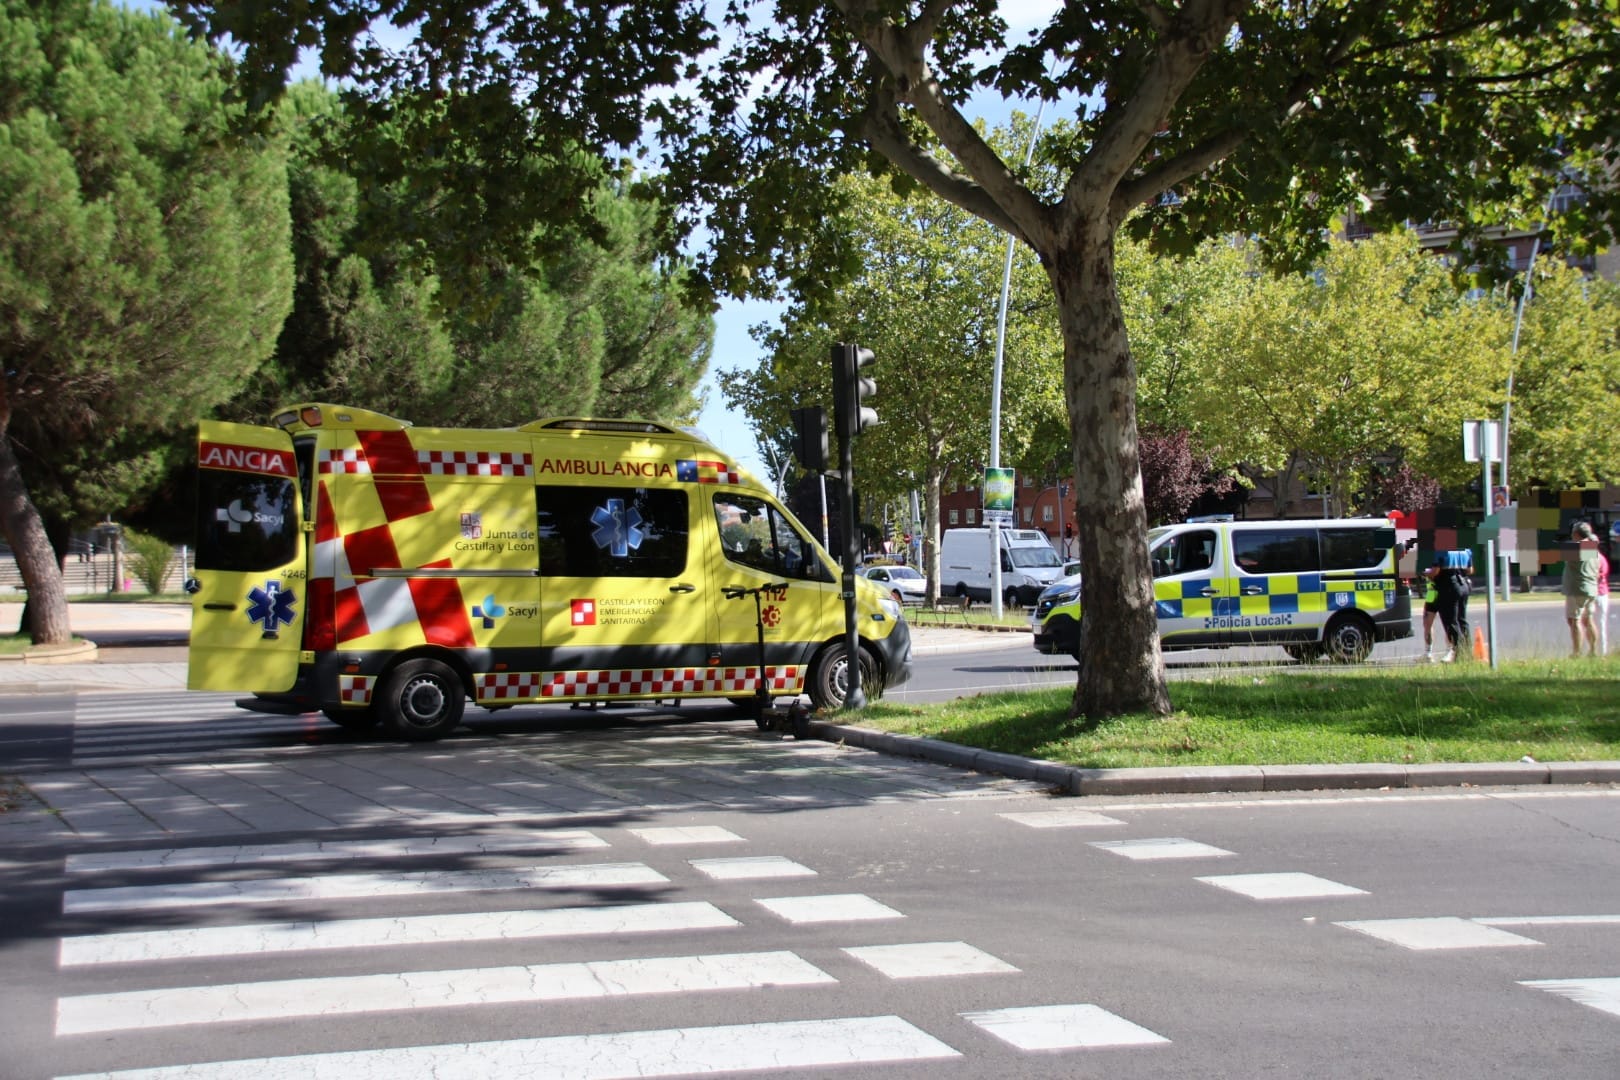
[859,564,927,604]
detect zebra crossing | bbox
[998,805,1620,1028]
[46,823,1170,1079]
[69,693,343,767]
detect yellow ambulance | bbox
[186,404,911,740]
[1032,517,1413,663]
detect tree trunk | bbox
[1048,226,1171,720]
[0,429,71,644]
[923,454,945,605]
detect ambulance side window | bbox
[535,485,688,577]
[194,470,298,572]
[714,494,830,581]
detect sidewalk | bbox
[3,604,1615,822]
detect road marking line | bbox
[56,950,834,1034]
[843,941,1019,979]
[689,855,816,880]
[1086,790,1620,813]
[1091,838,1234,860]
[1198,872,1367,900]
[1337,917,1542,950]
[999,810,1125,828]
[53,1014,960,1079]
[65,832,608,873]
[62,863,666,914]
[1520,977,1620,1018]
[628,826,743,845]
[755,893,905,924]
[962,1003,1170,1050]
[59,901,737,966]
[1479,914,1620,927]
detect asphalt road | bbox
[3,768,1617,1079]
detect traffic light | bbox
[790,405,827,472]
[832,342,878,441]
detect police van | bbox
[1033,517,1412,662]
[187,404,911,740]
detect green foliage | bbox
[1187,233,1513,514]
[0,0,295,525]
[1502,264,1620,487]
[122,528,176,594]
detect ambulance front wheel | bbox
[379,659,466,741]
[1322,613,1375,664]
[808,642,879,712]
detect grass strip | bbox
[857,657,1620,768]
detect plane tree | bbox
[174,0,1620,719]
[720,156,1063,601]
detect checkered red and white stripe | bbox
[319,448,371,474]
[418,450,533,477]
[535,666,803,699]
[337,675,375,704]
[474,672,544,702]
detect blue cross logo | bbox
[246,581,297,632]
[590,499,645,558]
[472,594,506,629]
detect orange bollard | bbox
[1472,625,1488,662]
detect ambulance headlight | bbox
[879,596,902,620]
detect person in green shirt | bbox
[1561,521,1601,658]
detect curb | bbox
[810,720,1620,795]
[0,640,98,665]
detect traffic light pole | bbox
[832,343,866,709]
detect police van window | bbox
[1321,527,1395,571]
[1233,529,1318,574]
[536,486,688,578]
[714,494,829,581]
[195,471,298,572]
[1151,530,1217,578]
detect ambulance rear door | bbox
[188,421,308,691]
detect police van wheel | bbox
[379,659,466,741]
[321,706,380,730]
[1323,614,1375,664]
[808,643,877,711]
[1283,644,1324,663]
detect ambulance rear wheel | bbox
[321,706,380,731]
[808,642,878,711]
[1322,614,1375,664]
[379,659,466,741]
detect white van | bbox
[939,527,1066,607]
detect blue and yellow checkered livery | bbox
[1152,573,1397,621]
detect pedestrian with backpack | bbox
[1425,549,1473,662]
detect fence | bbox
[0,548,190,596]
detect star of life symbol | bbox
[245,581,297,632]
[762,605,782,628]
[216,500,254,533]
[590,498,644,558]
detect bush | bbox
[124,530,177,593]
